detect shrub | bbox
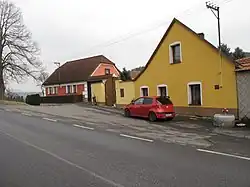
[25,94,41,106]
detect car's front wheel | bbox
[124,109,131,117]
[148,112,157,122]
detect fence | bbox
[41,95,83,103]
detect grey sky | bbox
[10,0,250,92]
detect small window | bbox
[120,88,124,98]
[143,98,153,105]
[134,98,144,105]
[189,84,201,105]
[172,44,181,63]
[141,87,149,96]
[170,42,182,64]
[54,87,58,94]
[67,85,71,94]
[157,86,167,97]
[105,68,110,75]
[73,85,77,93]
[49,87,53,95]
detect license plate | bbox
[165,114,172,117]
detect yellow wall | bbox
[135,21,238,109]
[91,82,105,103]
[115,80,135,106]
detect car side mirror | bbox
[131,100,135,104]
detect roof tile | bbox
[236,57,250,71]
[43,55,114,85]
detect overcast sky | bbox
[9,0,250,92]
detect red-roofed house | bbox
[43,55,120,103]
[236,57,250,119]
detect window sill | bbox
[170,61,182,65]
[188,104,202,107]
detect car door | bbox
[141,97,153,117]
[130,97,144,117]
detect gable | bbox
[91,63,120,77]
[134,18,234,81]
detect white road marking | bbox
[42,118,57,122]
[197,149,250,161]
[73,124,94,130]
[22,113,32,116]
[120,134,154,143]
[0,130,123,187]
[5,109,11,112]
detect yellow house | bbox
[115,80,135,107]
[91,82,106,104]
[134,18,238,117]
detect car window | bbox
[156,97,173,105]
[143,98,153,105]
[134,98,144,105]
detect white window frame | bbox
[157,84,168,96]
[48,87,53,95]
[187,81,203,105]
[72,85,77,93]
[140,86,149,97]
[52,87,55,94]
[66,85,71,94]
[54,87,58,94]
[169,41,182,64]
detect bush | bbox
[25,94,41,106]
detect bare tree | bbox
[0,1,42,99]
[36,69,49,96]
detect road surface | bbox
[0,109,249,187]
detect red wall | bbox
[92,63,120,76]
[45,84,85,96]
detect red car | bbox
[124,96,175,122]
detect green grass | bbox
[0,100,27,105]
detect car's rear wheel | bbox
[149,112,157,122]
[124,109,131,117]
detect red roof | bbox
[236,57,250,71]
[43,55,114,85]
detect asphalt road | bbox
[0,110,250,187]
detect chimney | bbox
[198,33,205,39]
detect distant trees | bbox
[120,66,145,81]
[219,43,246,60]
[120,67,131,81]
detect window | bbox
[73,85,77,93]
[52,87,55,94]
[188,82,202,105]
[120,88,124,98]
[49,87,53,95]
[134,98,144,105]
[54,87,58,94]
[156,97,172,105]
[157,85,168,97]
[140,86,149,96]
[66,85,71,94]
[169,42,182,64]
[143,98,153,105]
[105,68,110,75]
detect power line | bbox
[83,0,235,54]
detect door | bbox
[141,97,153,117]
[130,97,144,117]
[105,77,116,106]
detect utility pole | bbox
[206,2,221,48]
[206,1,223,88]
